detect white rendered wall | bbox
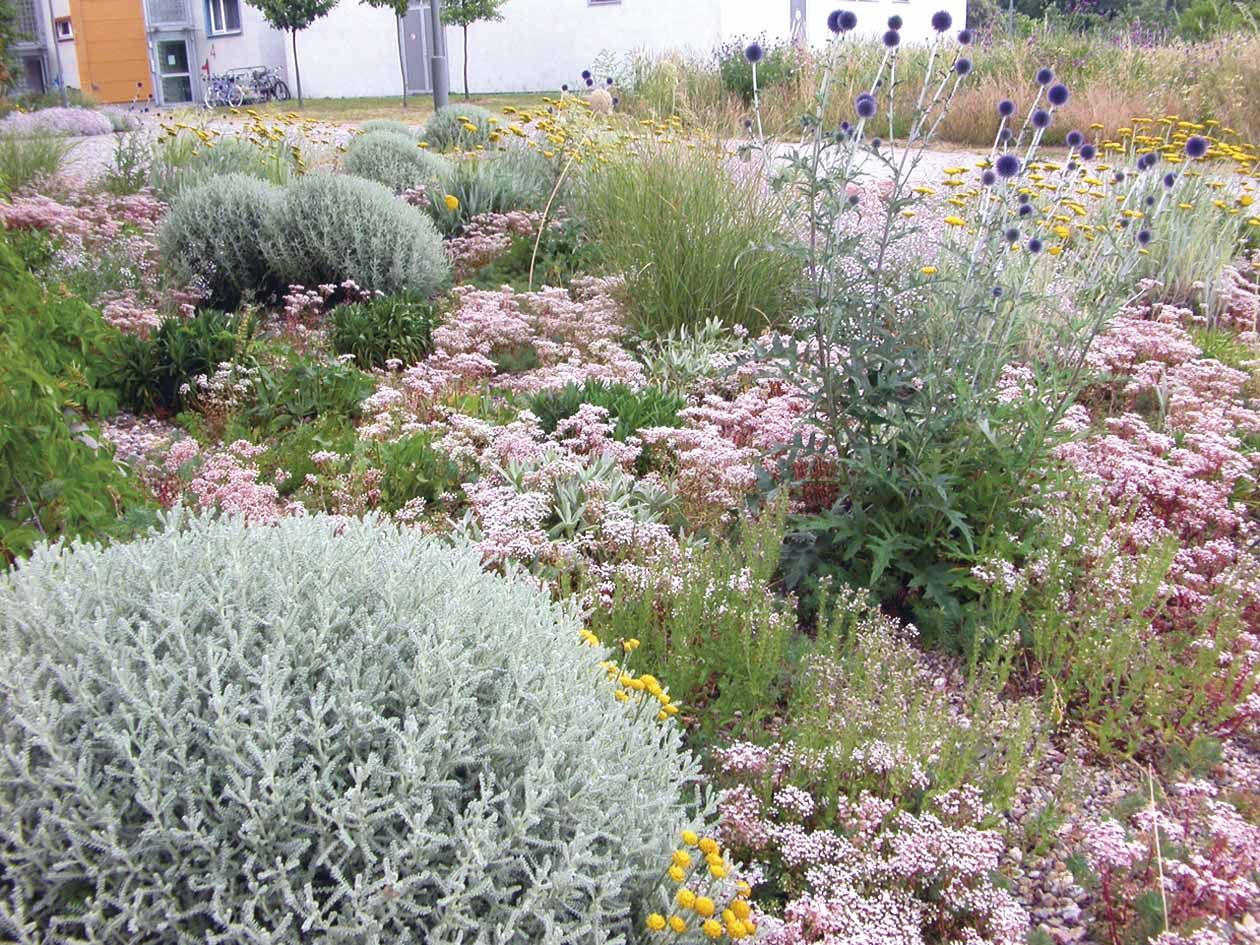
[721,0,968,46]
[284,2,405,99]
[49,0,80,91]
[445,0,725,94]
[197,3,289,83]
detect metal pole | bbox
[46,0,68,107]
[428,0,448,110]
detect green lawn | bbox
[240,92,554,124]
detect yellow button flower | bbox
[667,865,685,883]
[920,266,938,276]
[698,838,718,855]
[676,888,697,909]
[646,914,666,931]
[682,830,699,846]
[443,194,460,211]
[672,850,692,867]
[694,896,716,917]
[669,915,687,933]
[702,919,723,938]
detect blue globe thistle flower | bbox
[1118,217,1130,228]
[581,70,592,81]
[996,153,1021,178]
[871,136,882,148]
[958,28,973,44]
[998,127,1013,143]
[955,58,972,76]
[848,193,860,205]
[883,29,901,47]
[840,120,851,132]
[1004,227,1020,242]
[992,285,1004,297]
[612,96,620,106]
[855,93,877,119]
[1184,135,1208,159]
[1031,108,1051,129]
[997,99,1016,117]
[829,9,858,32]
[1080,144,1097,160]
[1066,129,1084,148]
[606,76,614,86]
[888,14,903,28]
[1017,192,1030,204]
[1163,171,1176,188]
[1137,229,1152,246]
[1018,203,1033,216]
[1035,67,1054,86]
[585,78,594,87]
[982,169,997,185]
[1047,83,1069,107]
[1144,195,1155,206]
[1113,170,1125,182]
[1027,237,1044,253]
[561,83,569,92]
[745,43,764,64]
[931,10,953,31]
[744,118,753,131]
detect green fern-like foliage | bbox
[0,513,711,943]
[343,129,451,194]
[265,172,450,297]
[528,380,685,442]
[422,103,493,151]
[159,173,283,309]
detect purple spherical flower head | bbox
[982,169,997,185]
[840,120,851,132]
[1035,67,1054,86]
[585,78,594,87]
[1184,135,1208,159]
[1163,171,1176,188]
[1031,108,1051,129]
[1004,227,1020,242]
[855,93,877,119]
[998,127,1013,143]
[561,83,569,92]
[931,9,953,31]
[888,14,903,28]
[1047,83,1069,107]
[829,9,858,32]
[995,153,1021,178]
[884,29,901,47]
[745,42,765,63]
[1066,129,1084,148]
[581,69,592,81]
[612,96,620,106]
[606,76,614,86]
[958,28,973,44]
[1080,143,1096,160]
[1137,229,1152,245]
[997,98,1016,117]
[955,57,972,76]
[1018,203,1033,216]
[1027,237,1043,253]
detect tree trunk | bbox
[291,29,303,108]
[462,24,469,100]
[395,15,407,108]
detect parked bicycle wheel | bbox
[228,83,244,108]
[272,80,290,102]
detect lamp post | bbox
[428,0,448,110]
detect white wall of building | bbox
[48,0,81,91]
[196,3,289,81]
[721,0,969,47]
[287,3,405,99]
[445,0,724,95]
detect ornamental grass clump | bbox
[159,173,283,309]
[265,173,450,297]
[0,512,711,944]
[343,129,452,194]
[422,104,493,151]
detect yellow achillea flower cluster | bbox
[578,631,681,722]
[644,833,755,940]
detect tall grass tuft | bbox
[580,142,798,337]
[0,135,74,194]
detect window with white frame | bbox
[207,0,242,35]
[54,16,73,41]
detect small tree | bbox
[249,0,339,108]
[442,0,507,100]
[359,0,409,107]
[0,0,19,94]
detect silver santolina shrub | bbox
[0,513,709,944]
[265,172,450,297]
[343,130,452,194]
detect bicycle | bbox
[204,72,244,109]
[249,67,290,103]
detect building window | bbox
[54,15,73,40]
[588,0,621,5]
[207,0,242,35]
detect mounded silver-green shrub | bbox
[265,173,450,296]
[358,118,420,138]
[159,172,283,308]
[343,129,452,194]
[422,104,493,151]
[0,513,711,944]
